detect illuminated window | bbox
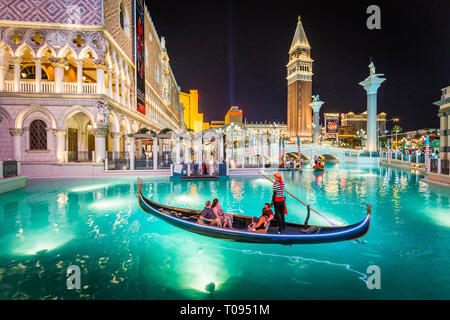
[29,120,47,150]
[20,66,49,80]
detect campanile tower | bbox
[286,15,313,138]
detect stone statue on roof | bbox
[369,61,376,76]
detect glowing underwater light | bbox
[71,184,109,193]
[12,229,74,256]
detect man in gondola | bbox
[198,201,221,227]
[271,171,287,234]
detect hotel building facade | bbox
[0,0,183,168]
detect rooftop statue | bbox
[312,95,321,102]
[369,61,376,76]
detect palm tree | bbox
[392,125,403,149]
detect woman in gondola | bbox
[211,198,232,228]
[247,204,274,231]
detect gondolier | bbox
[272,171,287,234]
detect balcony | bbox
[2,80,97,95]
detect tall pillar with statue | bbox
[359,61,386,153]
[310,95,324,145]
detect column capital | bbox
[49,57,65,68]
[110,131,122,139]
[53,129,67,136]
[74,59,84,66]
[91,126,109,137]
[10,56,21,63]
[309,100,325,113]
[93,59,107,70]
[9,128,24,136]
[359,75,386,95]
[32,57,43,63]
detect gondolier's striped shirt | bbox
[273,180,286,199]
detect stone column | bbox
[53,59,64,93]
[129,135,135,170]
[95,61,105,95]
[0,65,7,91]
[184,137,190,164]
[0,49,9,91]
[359,62,386,152]
[92,127,109,163]
[12,57,21,92]
[53,129,67,163]
[33,58,42,93]
[310,98,325,145]
[75,59,83,93]
[114,73,120,102]
[107,68,113,98]
[9,128,24,161]
[219,134,224,162]
[110,132,121,159]
[175,136,181,164]
[153,137,158,169]
[126,85,131,108]
[121,78,126,106]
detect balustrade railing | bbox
[20,81,36,93]
[62,82,77,94]
[41,81,55,93]
[4,80,14,91]
[82,83,97,94]
[2,160,18,179]
[1,80,101,95]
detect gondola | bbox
[137,184,371,245]
[312,163,325,171]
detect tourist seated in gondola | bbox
[211,198,232,229]
[247,203,274,232]
[198,201,222,227]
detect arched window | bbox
[119,1,130,37]
[29,120,47,150]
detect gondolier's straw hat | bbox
[274,171,282,179]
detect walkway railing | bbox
[0,160,20,179]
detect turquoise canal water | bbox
[0,164,449,299]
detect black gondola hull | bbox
[138,193,371,245]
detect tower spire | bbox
[290,15,310,53]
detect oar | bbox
[259,172,339,227]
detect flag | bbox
[279,139,282,163]
[425,136,430,172]
[297,136,303,170]
[379,141,382,164]
[387,140,391,165]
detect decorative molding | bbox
[94,100,109,126]
[91,126,109,137]
[53,129,67,136]
[9,128,24,136]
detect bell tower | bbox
[287,15,313,138]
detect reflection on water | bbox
[0,165,449,299]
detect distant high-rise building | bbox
[286,15,313,138]
[225,106,243,124]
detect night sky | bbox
[146,0,449,131]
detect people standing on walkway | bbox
[271,171,287,234]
